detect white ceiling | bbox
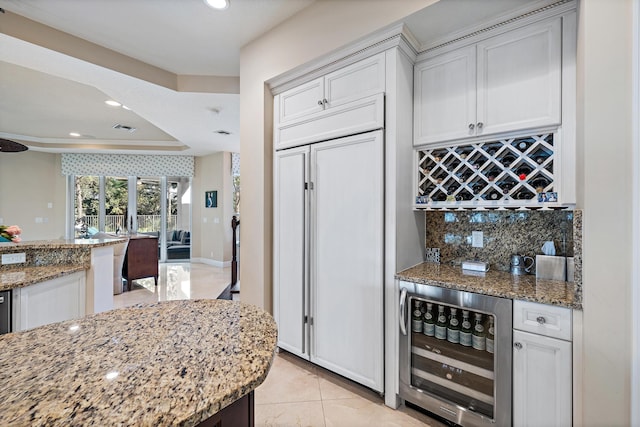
[0,0,540,157]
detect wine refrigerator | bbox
[398,280,513,427]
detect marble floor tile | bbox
[113,262,230,309]
[255,401,326,427]
[255,352,322,405]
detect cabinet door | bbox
[476,18,561,137]
[273,146,309,359]
[414,46,476,146]
[278,77,324,125]
[513,330,572,427]
[324,52,385,109]
[14,272,86,331]
[310,130,384,392]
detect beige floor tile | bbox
[255,401,326,427]
[322,397,445,427]
[317,369,381,402]
[255,353,322,405]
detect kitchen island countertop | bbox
[0,264,87,291]
[397,262,579,309]
[0,299,277,426]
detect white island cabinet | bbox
[513,300,572,427]
[12,271,85,332]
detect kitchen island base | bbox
[198,391,254,427]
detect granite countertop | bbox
[0,264,87,291]
[397,262,579,309]
[0,299,278,426]
[0,237,127,253]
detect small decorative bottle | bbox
[411,300,423,333]
[459,310,472,347]
[422,302,435,337]
[435,305,447,340]
[486,316,495,354]
[447,307,460,344]
[472,313,486,351]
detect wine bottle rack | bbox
[415,133,561,209]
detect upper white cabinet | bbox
[414,17,562,147]
[274,53,386,150]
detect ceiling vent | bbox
[214,130,231,135]
[113,124,137,133]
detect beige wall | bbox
[0,151,66,240]
[192,152,233,263]
[239,0,432,312]
[578,0,633,425]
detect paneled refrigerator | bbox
[274,129,384,392]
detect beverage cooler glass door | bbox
[398,281,512,427]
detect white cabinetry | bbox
[513,300,572,427]
[414,17,562,146]
[275,53,385,150]
[12,271,86,331]
[274,130,384,392]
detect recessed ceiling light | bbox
[69,132,81,137]
[105,100,121,107]
[204,0,229,10]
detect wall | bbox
[192,152,233,265]
[425,210,575,271]
[239,0,434,311]
[578,0,633,425]
[0,151,66,240]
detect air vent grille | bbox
[113,124,137,133]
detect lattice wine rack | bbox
[416,134,562,209]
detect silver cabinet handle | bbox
[399,288,408,336]
[514,342,523,350]
[317,100,323,106]
[537,316,546,325]
[468,123,475,130]
[477,122,484,129]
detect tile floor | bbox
[115,262,444,427]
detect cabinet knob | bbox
[317,100,323,106]
[536,316,546,325]
[322,98,328,105]
[477,122,484,129]
[514,342,523,350]
[468,123,475,130]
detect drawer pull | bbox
[536,316,546,325]
[514,342,523,350]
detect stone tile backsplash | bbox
[426,210,575,272]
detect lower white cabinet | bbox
[13,271,86,331]
[513,301,572,427]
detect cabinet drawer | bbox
[513,300,571,341]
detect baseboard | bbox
[191,258,231,268]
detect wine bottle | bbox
[472,313,486,351]
[435,305,447,340]
[422,302,435,337]
[447,307,460,344]
[460,310,472,347]
[487,190,500,201]
[486,316,495,354]
[411,300,423,333]
[501,154,516,167]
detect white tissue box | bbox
[535,255,566,281]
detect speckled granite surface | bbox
[0,238,124,271]
[0,265,86,291]
[0,299,277,427]
[397,262,580,309]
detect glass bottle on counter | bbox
[411,300,423,333]
[460,310,472,347]
[472,313,486,351]
[486,316,495,354]
[422,302,435,337]
[447,307,460,344]
[435,305,447,340]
